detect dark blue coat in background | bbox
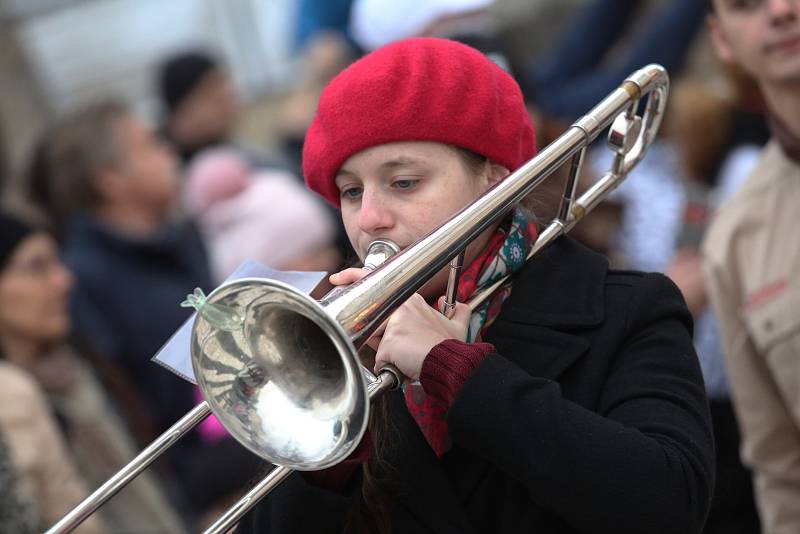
[61,214,212,433]
[237,236,714,534]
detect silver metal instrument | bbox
[47,63,669,534]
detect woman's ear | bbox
[92,166,125,203]
[707,14,735,64]
[486,161,509,187]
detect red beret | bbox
[303,37,536,207]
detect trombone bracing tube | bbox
[45,402,212,533]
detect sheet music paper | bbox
[152,260,326,384]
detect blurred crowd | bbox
[0,0,794,532]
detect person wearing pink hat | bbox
[183,147,341,283]
[237,38,713,534]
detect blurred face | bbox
[171,69,239,147]
[336,141,505,298]
[709,0,800,87]
[0,233,73,343]
[114,115,179,213]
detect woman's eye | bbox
[392,178,418,190]
[341,186,362,200]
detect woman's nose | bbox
[51,260,74,293]
[357,189,394,234]
[768,0,798,21]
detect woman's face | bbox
[0,233,74,344]
[335,141,506,298]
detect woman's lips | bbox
[767,34,800,53]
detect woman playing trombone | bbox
[237,37,713,534]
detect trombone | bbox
[47,63,669,534]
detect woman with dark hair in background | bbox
[0,211,186,533]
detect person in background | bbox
[158,50,240,165]
[45,101,263,524]
[526,0,706,123]
[294,0,358,53]
[157,49,294,174]
[47,101,206,437]
[0,211,183,533]
[0,363,99,534]
[183,147,341,283]
[703,1,800,533]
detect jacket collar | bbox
[768,108,800,164]
[483,236,606,383]
[497,235,607,328]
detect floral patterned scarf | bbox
[458,208,539,341]
[404,207,538,455]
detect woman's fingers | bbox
[436,296,472,329]
[371,293,472,381]
[329,267,369,286]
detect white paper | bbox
[151,260,327,384]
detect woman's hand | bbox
[329,266,385,352]
[374,294,471,381]
[329,267,369,287]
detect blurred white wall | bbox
[11,0,299,124]
[0,0,304,193]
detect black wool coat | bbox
[236,236,715,534]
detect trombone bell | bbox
[191,278,367,470]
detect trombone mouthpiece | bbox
[363,239,400,270]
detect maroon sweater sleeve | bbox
[420,339,495,407]
[302,340,492,491]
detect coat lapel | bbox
[486,236,608,381]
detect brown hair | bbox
[344,392,397,534]
[47,101,129,218]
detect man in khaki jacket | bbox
[704,1,800,533]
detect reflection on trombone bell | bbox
[46,58,694,534]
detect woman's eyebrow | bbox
[379,157,426,170]
[335,168,357,180]
[337,157,427,181]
